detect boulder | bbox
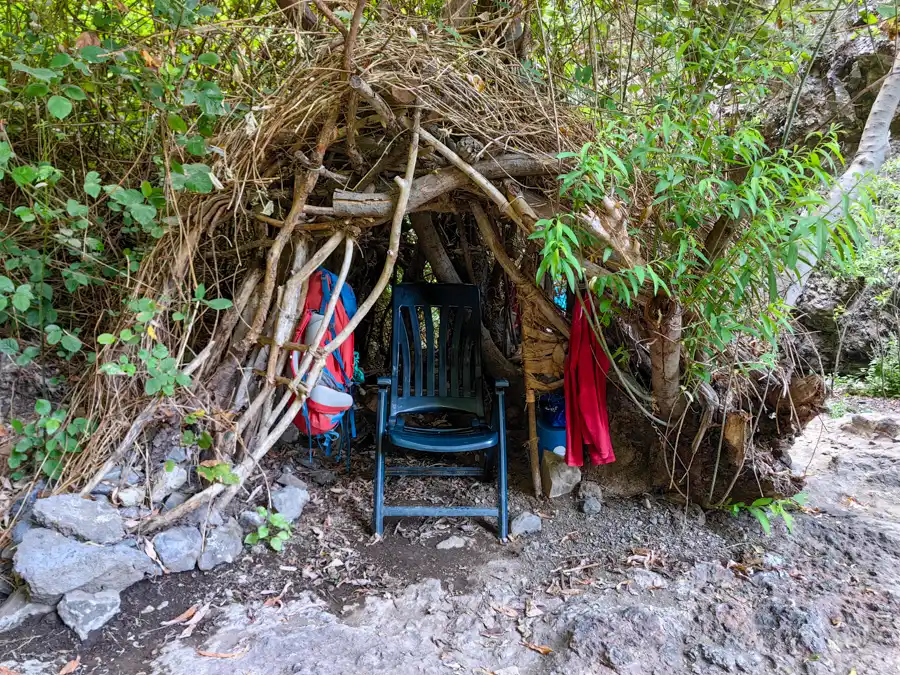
[14,529,157,604]
[32,494,124,544]
[198,519,244,571]
[153,526,202,573]
[57,590,121,640]
[150,464,188,503]
[510,512,542,536]
[541,452,581,498]
[0,588,53,634]
[272,486,309,523]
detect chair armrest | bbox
[377,376,392,389]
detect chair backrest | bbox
[389,283,484,421]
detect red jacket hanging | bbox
[565,301,615,467]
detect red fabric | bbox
[564,301,615,467]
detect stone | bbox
[166,445,189,463]
[272,486,310,523]
[57,590,121,640]
[163,491,187,511]
[150,463,188,503]
[581,496,603,515]
[630,569,669,590]
[0,589,53,634]
[540,452,581,498]
[11,516,35,544]
[510,512,542,536]
[184,506,225,528]
[436,536,472,550]
[117,486,145,508]
[198,519,244,571]
[239,509,266,530]
[14,529,157,604]
[579,480,603,502]
[280,424,300,444]
[276,472,309,490]
[153,526,203,573]
[119,506,152,520]
[93,468,142,496]
[32,494,124,544]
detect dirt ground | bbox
[2,400,900,674]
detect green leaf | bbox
[751,497,773,507]
[0,338,18,355]
[198,53,220,66]
[84,171,101,198]
[16,346,40,366]
[257,526,269,538]
[167,114,188,133]
[205,298,233,310]
[35,399,51,416]
[50,53,73,69]
[164,459,176,472]
[129,203,157,225]
[97,333,116,345]
[791,492,809,506]
[60,333,82,353]
[12,286,33,312]
[244,532,259,545]
[269,538,283,552]
[780,510,795,534]
[66,199,89,217]
[24,82,50,97]
[62,84,88,101]
[12,63,57,82]
[44,418,61,435]
[748,506,772,535]
[47,95,74,120]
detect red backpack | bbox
[288,269,357,436]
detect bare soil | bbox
[2,400,900,674]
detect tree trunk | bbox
[784,48,900,307]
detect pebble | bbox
[436,536,472,550]
[510,512,542,536]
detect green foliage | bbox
[8,399,93,481]
[197,461,239,485]
[724,492,808,536]
[244,507,292,552]
[838,336,900,398]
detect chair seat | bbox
[387,424,499,452]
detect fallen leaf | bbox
[74,32,100,49]
[179,602,211,638]
[466,73,486,93]
[491,604,518,618]
[57,658,80,675]
[522,641,553,655]
[196,648,248,659]
[140,50,162,70]
[160,604,197,627]
[390,85,416,104]
[146,324,157,340]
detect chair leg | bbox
[497,393,509,541]
[373,387,388,536]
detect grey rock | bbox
[272,486,310,523]
[763,552,786,568]
[280,424,300,444]
[32,495,124,544]
[198,519,244,571]
[630,569,669,590]
[57,589,121,640]
[239,509,266,530]
[153,526,202,573]
[184,506,225,528]
[150,463,188,503]
[14,529,157,604]
[436,536,472,550]
[119,506,152,520]
[117,486,144,508]
[104,467,142,485]
[581,496,603,515]
[276,472,309,490]
[11,516,35,544]
[0,588,53,634]
[163,491,187,511]
[750,572,780,591]
[166,445,189,463]
[510,511,542,536]
[700,643,737,671]
[578,480,603,502]
[540,452,581,498]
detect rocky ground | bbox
[1,400,899,674]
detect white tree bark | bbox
[785,48,900,307]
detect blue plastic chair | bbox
[373,283,509,539]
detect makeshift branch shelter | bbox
[55,14,818,533]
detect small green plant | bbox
[724,492,808,535]
[244,507,292,552]
[8,399,92,480]
[860,336,900,398]
[196,461,238,485]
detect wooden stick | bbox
[325,107,421,354]
[415,125,525,229]
[80,402,158,496]
[311,0,349,36]
[349,75,401,133]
